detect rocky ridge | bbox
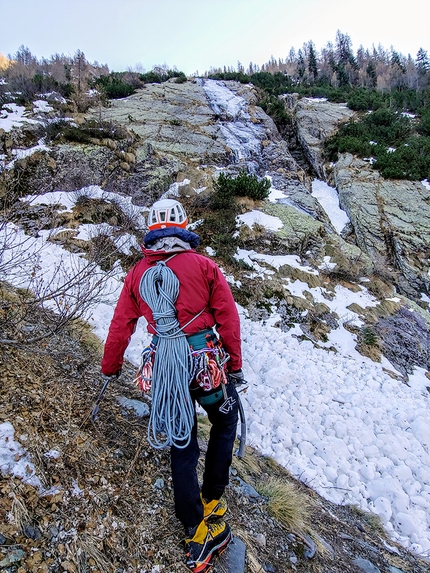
[1,78,429,377]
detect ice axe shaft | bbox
[236,393,247,458]
[91,378,111,421]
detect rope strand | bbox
[139,260,195,449]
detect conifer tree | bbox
[366,61,377,87]
[308,41,318,80]
[416,48,430,74]
[297,49,306,80]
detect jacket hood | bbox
[144,227,200,248]
[141,247,196,263]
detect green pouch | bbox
[195,388,224,406]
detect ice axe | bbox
[91,376,112,421]
[236,391,247,458]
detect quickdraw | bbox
[191,342,229,391]
[133,343,157,393]
[133,335,230,394]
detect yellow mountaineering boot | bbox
[185,519,231,572]
[201,495,228,521]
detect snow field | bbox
[239,314,430,554]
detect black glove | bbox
[101,371,121,383]
[228,369,247,388]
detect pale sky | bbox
[1,0,429,74]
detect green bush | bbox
[43,119,129,144]
[325,108,430,180]
[418,106,430,135]
[95,74,135,99]
[258,96,292,131]
[213,171,271,203]
[374,137,430,180]
[347,88,388,111]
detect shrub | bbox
[258,95,292,132]
[374,137,430,180]
[43,119,129,144]
[213,171,271,202]
[95,74,136,99]
[347,88,388,111]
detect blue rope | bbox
[139,260,195,449]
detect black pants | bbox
[170,381,239,530]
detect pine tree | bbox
[308,41,318,81]
[416,48,430,74]
[297,49,306,79]
[366,61,377,87]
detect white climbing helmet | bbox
[147,199,188,231]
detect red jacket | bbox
[101,247,242,375]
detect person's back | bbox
[101,199,245,572]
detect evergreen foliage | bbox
[325,109,430,180]
[94,74,136,99]
[213,171,271,202]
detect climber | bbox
[101,198,245,572]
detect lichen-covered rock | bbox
[333,153,430,297]
[291,97,354,179]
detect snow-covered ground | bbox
[0,187,429,557]
[311,179,350,233]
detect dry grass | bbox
[71,533,112,573]
[9,489,31,533]
[256,476,314,534]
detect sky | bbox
[1,0,429,75]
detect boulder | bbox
[333,153,430,297]
[291,97,354,179]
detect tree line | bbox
[0,46,186,110]
[206,31,429,111]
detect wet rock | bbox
[352,557,381,573]
[333,153,430,297]
[374,305,430,376]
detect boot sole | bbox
[188,531,232,572]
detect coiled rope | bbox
[139,259,195,449]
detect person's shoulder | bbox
[182,250,218,267]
